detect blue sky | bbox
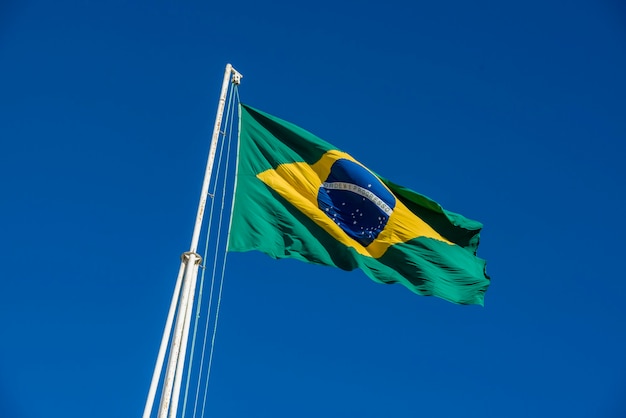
[1,0,626,417]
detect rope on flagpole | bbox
[198,85,239,418]
[181,80,239,418]
[165,81,238,418]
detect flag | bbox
[228,104,490,305]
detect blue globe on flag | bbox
[317,159,396,247]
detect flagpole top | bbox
[231,69,242,85]
[226,64,242,85]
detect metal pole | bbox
[168,261,201,418]
[144,63,241,418]
[157,254,199,418]
[189,63,240,254]
[143,262,186,418]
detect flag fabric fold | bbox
[228,104,490,305]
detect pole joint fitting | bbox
[180,251,202,265]
[231,69,242,85]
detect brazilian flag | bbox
[228,104,490,305]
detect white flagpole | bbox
[143,63,241,418]
[157,253,200,418]
[168,261,201,418]
[189,63,241,254]
[142,262,185,418]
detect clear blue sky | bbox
[1,0,625,417]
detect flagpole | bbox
[157,253,200,418]
[142,262,185,418]
[168,261,200,418]
[189,63,241,254]
[143,63,241,418]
